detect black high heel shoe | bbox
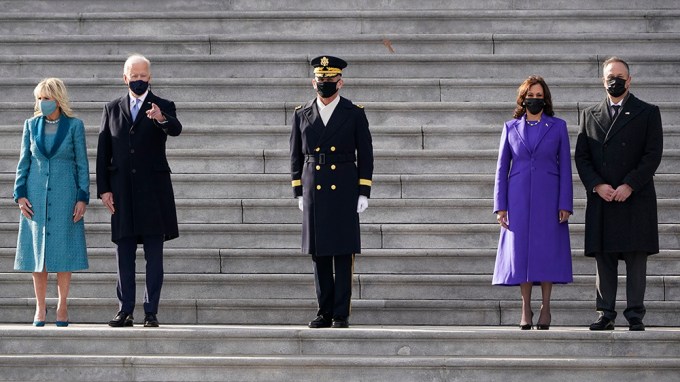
[519,311,533,330]
[536,313,551,330]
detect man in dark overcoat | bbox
[575,56,663,331]
[290,56,374,328]
[97,54,182,328]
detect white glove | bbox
[357,195,368,213]
[298,196,303,211]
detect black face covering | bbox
[315,80,338,98]
[606,77,627,98]
[129,80,149,96]
[524,98,545,115]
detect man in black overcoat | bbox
[575,57,663,331]
[97,54,182,328]
[290,56,374,328]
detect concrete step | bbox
[0,222,384,249]
[3,33,680,56]
[0,100,590,129]
[3,100,680,131]
[3,0,679,12]
[7,197,672,225]
[0,123,425,151]
[0,353,679,382]
[1,269,679,301]
[2,297,679,327]
[2,173,679,201]
[2,11,680,36]
[3,76,680,104]
[2,324,680,358]
[1,121,680,153]
[0,173,405,200]
[2,173,679,203]
[2,245,680,277]
[3,147,680,176]
[2,54,679,80]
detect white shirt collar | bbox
[130,90,149,106]
[316,96,341,126]
[316,95,340,111]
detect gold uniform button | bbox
[315,147,320,152]
[330,146,336,152]
[315,165,321,170]
[316,185,321,190]
[331,164,336,170]
[331,185,336,190]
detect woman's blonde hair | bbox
[33,78,74,117]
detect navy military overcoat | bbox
[290,96,373,256]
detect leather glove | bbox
[357,195,368,213]
[298,196,303,212]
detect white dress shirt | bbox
[316,96,341,126]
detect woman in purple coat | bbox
[493,76,573,330]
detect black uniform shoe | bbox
[308,315,332,328]
[144,313,160,327]
[108,311,134,327]
[331,318,349,328]
[628,317,645,331]
[589,316,615,331]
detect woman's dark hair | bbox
[513,75,554,119]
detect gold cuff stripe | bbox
[291,179,301,187]
[359,179,372,187]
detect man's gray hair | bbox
[124,54,151,74]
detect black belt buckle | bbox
[319,153,325,164]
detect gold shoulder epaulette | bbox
[295,105,302,110]
[356,104,364,109]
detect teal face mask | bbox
[39,100,58,116]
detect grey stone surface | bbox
[1,2,680,379]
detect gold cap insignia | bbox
[320,56,329,67]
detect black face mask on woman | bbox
[524,98,545,115]
[606,77,627,98]
[315,80,338,98]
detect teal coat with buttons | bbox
[290,96,374,256]
[13,115,90,272]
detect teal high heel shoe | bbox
[33,309,47,327]
[55,320,69,327]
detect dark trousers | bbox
[312,254,354,319]
[595,252,647,322]
[116,235,164,315]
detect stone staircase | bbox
[0,1,679,380]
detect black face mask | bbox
[128,80,149,96]
[606,77,627,98]
[315,80,338,98]
[524,98,545,115]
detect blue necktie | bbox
[131,98,140,121]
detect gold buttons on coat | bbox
[331,185,336,190]
[316,165,321,170]
[330,146,336,152]
[315,147,320,152]
[316,185,321,190]
[331,164,336,170]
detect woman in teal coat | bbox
[14,78,89,327]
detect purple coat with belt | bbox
[493,114,573,286]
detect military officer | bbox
[289,55,374,328]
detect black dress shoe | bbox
[144,313,160,327]
[628,317,645,331]
[308,315,332,328]
[332,318,349,328]
[108,311,134,327]
[589,316,615,331]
